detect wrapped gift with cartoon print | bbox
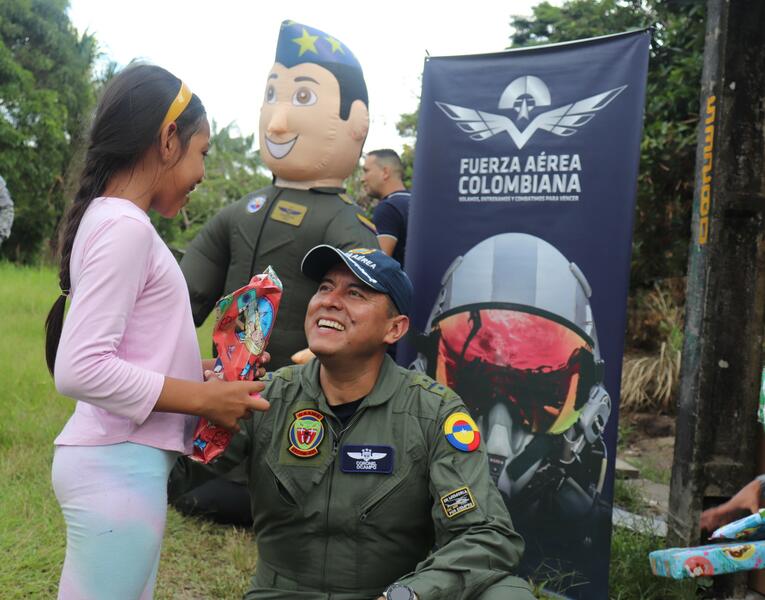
[191,267,283,463]
[710,509,765,542]
[650,540,765,579]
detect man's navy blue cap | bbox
[301,245,413,317]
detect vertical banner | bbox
[402,31,650,598]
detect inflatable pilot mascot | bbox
[170,21,378,526]
[412,232,612,578]
[180,20,379,371]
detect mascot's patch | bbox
[288,409,325,457]
[271,200,308,226]
[443,412,481,452]
[247,195,267,213]
[440,486,477,519]
[356,214,377,233]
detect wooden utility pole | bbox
[669,0,765,596]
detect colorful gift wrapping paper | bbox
[191,267,282,463]
[650,540,765,579]
[710,509,765,542]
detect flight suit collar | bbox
[299,354,402,413]
[271,184,345,195]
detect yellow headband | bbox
[159,81,192,131]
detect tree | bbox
[0,0,97,262]
[508,0,706,288]
[153,122,271,249]
[392,1,704,290]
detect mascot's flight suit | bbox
[182,187,377,369]
[171,20,379,524]
[170,358,535,600]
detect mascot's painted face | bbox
[259,62,369,187]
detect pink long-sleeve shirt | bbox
[54,197,200,454]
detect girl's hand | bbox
[200,378,270,431]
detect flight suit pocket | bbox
[261,457,304,513]
[358,462,413,522]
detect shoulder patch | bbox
[444,412,481,452]
[261,371,275,382]
[246,195,267,214]
[410,373,449,398]
[440,486,477,519]
[356,213,377,233]
[339,193,353,205]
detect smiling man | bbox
[170,245,535,600]
[171,21,379,525]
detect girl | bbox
[44,64,268,599]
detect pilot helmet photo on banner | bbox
[411,233,612,573]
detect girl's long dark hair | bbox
[45,64,206,375]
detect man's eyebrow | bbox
[348,282,373,294]
[294,76,319,84]
[269,73,278,80]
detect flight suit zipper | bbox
[319,408,366,593]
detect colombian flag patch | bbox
[443,412,481,452]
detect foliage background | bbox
[392,0,704,295]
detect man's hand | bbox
[202,351,271,381]
[700,478,762,534]
[291,347,315,364]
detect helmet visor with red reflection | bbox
[433,303,597,435]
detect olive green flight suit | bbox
[180,185,379,370]
[172,356,534,600]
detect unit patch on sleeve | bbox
[271,200,308,226]
[440,486,477,519]
[443,412,481,452]
[340,445,394,474]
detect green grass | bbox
[609,527,700,600]
[0,262,254,598]
[614,479,651,515]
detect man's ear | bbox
[347,99,370,143]
[384,315,410,346]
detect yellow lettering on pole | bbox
[698,96,716,245]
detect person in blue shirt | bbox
[363,149,410,267]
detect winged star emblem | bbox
[348,448,387,462]
[436,75,627,150]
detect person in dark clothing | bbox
[363,149,410,267]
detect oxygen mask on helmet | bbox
[432,303,599,435]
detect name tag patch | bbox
[340,445,393,474]
[271,200,307,226]
[440,486,477,519]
